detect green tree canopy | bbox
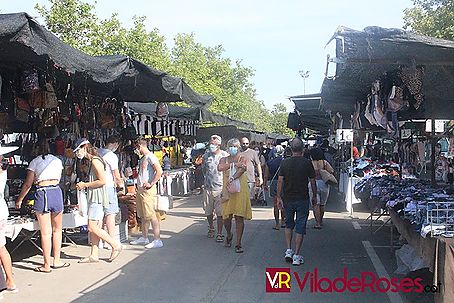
[34,0,281,132]
[403,0,454,40]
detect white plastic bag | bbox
[77,189,88,216]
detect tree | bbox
[403,0,454,40]
[270,103,295,137]
[34,0,276,132]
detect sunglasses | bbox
[241,143,249,145]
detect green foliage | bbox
[34,0,285,133]
[403,0,454,40]
[270,103,295,137]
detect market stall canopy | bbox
[197,125,266,144]
[289,94,333,133]
[0,13,212,107]
[127,102,254,130]
[322,26,454,119]
[266,133,292,140]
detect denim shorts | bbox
[88,203,104,221]
[284,199,309,235]
[104,187,119,215]
[33,185,64,214]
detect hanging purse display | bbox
[15,97,31,123]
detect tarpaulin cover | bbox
[0,13,213,107]
[289,94,332,133]
[322,26,454,119]
[127,102,254,130]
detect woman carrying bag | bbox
[309,148,335,229]
[73,139,122,263]
[217,138,252,253]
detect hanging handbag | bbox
[227,163,241,194]
[319,160,337,186]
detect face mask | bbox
[76,149,86,159]
[209,144,218,152]
[111,144,119,153]
[229,146,238,156]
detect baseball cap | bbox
[73,138,90,152]
[275,145,285,156]
[0,146,19,156]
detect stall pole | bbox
[431,118,436,187]
[350,139,354,217]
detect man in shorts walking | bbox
[277,138,317,266]
[130,137,164,249]
[202,135,228,242]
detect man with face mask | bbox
[97,136,124,248]
[201,135,228,241]
[240,137,263,203]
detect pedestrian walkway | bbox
[3,194,433,303]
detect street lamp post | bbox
[299,70,310,94]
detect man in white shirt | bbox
[98,136,124,248]
[130,137,164,249]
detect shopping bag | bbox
[320,169,337,186]
[227,163,241,194]
[77,189,88,216]
[155,195,170,212]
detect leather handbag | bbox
[320,161,337,186]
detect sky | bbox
[2,0,414,110]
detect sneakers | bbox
[129,236,150,245]
[145,239,163,249]
[284,249,294,262]
[292,254,304,266]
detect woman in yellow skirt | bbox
[218,138,252,253]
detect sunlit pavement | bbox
[5,193,434,303]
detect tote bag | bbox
[320,160,337,186]
[227,163,241,194]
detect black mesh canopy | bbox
[0,13,213,107]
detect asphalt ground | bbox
[1,190,435,303]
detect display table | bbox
[389,209,454,303]
[6,212,88,252]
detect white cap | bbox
[0,146,19,156]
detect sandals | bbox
[216,234,224,243]
[235,245,244,253]
[51,262,70,269]
[313,225,322,229]
[108,245,123,262]
[78,256,99,264]
[224,234,233,247]
[272,226,280,230]
[207,228,215,238]
[33,266,52,273]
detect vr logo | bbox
[265,268,291,293]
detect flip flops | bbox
[235,245,244,253]
[216,234,224,243]
[78,256,99,264]
[51,262,70,269]
[33,266,52,273]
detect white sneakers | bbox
[130,237,163,249]
[129,237,150,245]
[292,255,304,266]
[284,249,304,266]
[145,239,163,249]
[284,249,294,262]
